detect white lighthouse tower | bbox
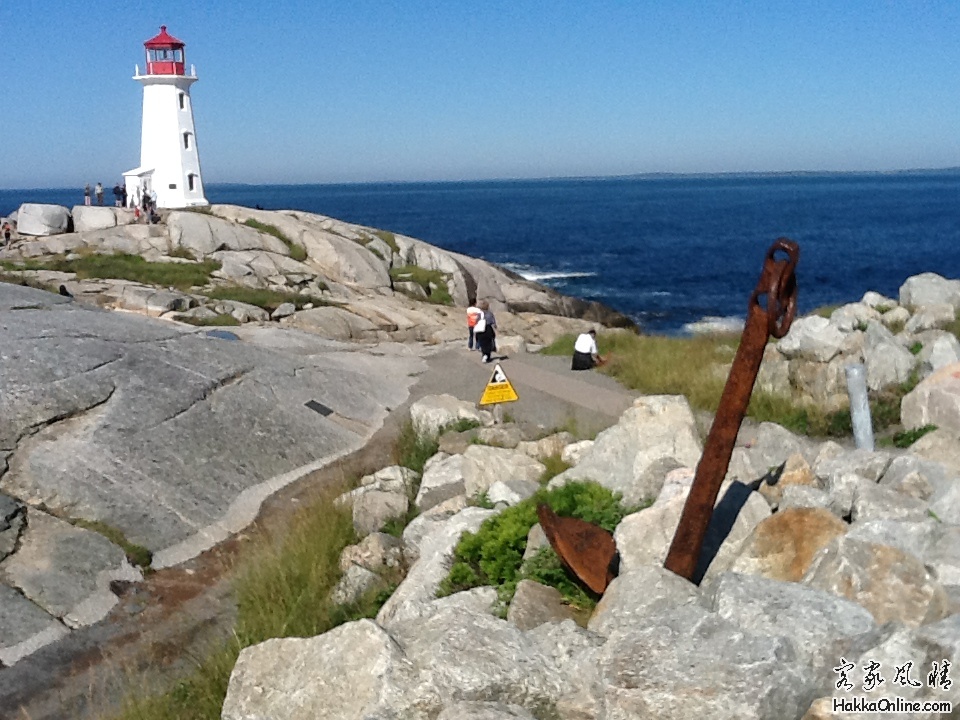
[124,26,208,209]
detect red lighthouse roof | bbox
[144,25,184,49]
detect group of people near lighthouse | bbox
[82,183,159,223]
[466,299,606,370]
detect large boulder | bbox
[549,395,702,505]
[167,211,290,256]
[731,507,847,582]
[409,394,485,438]
[71,205,117,232]
[901,361,960,432]
[802,536,950,627]
[16,203,70,236]
[899,272,960,311]
[615,470,770,583]
[776,315,845,362]
[863,321,916,391]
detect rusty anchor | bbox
[664,237,799,581]
[537,238,799,593]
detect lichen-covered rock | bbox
[731,507,847,582]
[802,536,950,627]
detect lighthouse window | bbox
[178,92,185,109]
[183,132,190,149]
[188,174,197,191]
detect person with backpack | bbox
[474,300,497,363]
[466,299,482,350]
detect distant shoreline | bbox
[3,166,959,194]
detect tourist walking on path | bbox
[95,182,104,205]
[2,221,12,246]
[571,329,606,370]
[466,299,482,350]
[84,184,91,206]
[475,300,497,363]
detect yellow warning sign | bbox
[479,363,519,406]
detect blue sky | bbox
[2,1,958,189]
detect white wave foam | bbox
[682,315,745,335]
[522,270,596,282]
[500,263,596,282]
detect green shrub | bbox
[438,481,638,607]
[523,546,595,609]
[909,341,923,355]
[892,424,938,448]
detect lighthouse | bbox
[124,26,208,209]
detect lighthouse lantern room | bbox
[124,26,208,209]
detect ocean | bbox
[3,171,959,335]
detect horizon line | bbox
[3,166,959,192]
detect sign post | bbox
[478,363,519,422]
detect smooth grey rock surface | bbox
[708,572,877,671]
[0,284,423,563]
[0,584,69,667]
[550,395,702,505]
[0,509,141,628]
[15,204,70,236]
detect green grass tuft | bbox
[390,265,453,305]
[243,219,307,262]
[71,519,153,569]
[543,330,914,439]
[4,253,220,290]
[392,420,439,474]
[167,246,197,260]
[108,487,379,720]
[372,230,400,254]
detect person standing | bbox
[95,182,104,205]
[466,299,482,350]
[2,221,12,246]
[84,184,91,206]
[112,183,123,207]
[475,300,497,363]
[121,183,128,208]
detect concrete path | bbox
[407,344,638,439]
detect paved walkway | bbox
[411,345,639,437]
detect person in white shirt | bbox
[466,299,482,350]
[572,329,602,370]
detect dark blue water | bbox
[4,172,959,334]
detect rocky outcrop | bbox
[1,204,636,354]
[752,274,960,411]
[224,387,960,719]
[0,282,427,665]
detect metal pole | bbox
[845,363,874,451]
